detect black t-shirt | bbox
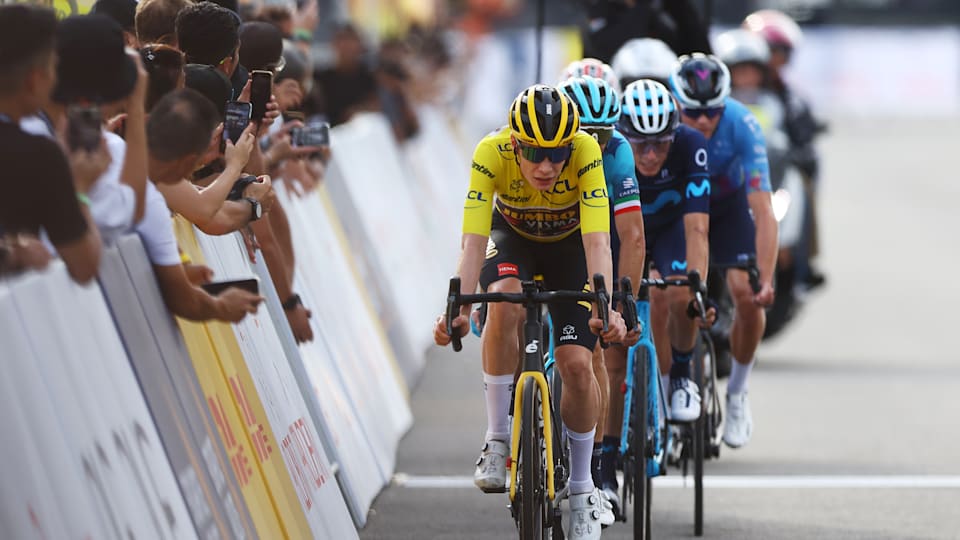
[0,121,88,245]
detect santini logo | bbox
[471,160,495,178]
[577,158,603,177]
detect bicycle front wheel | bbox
[632,347,651,540]
[520,377,544,540]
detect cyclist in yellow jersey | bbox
[435,85,626,540]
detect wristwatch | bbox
[244,197,262,221]
[282,293,302,311]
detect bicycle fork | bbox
[509,315,556,503]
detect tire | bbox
[692,336,706,537]
[520,378,544,540]
[632,348,650,540]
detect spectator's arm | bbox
[197,200,255,235]
[153,262,262,322]
[156,168,241,228]
[55,202,102,284]
[120,50,149,223]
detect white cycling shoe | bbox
[474,439,509,492]
[567,488,607,539]
[723,391,753,448]
[670,377,702,422]
[600,485,621,522]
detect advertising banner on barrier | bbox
[7,266,197,540]
[172,217,313,539]
[192,228,357,539]
[326,113,445,380]
[100,243,256,539]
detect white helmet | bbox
[714,29,770,67]
[559,58,620,92]
[611,38,678,87]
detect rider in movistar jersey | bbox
[670,53,777,449]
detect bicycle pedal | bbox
[480,486,507,494]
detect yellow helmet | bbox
[508,84,580,147]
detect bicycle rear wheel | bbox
[692,336,706,537]
[520,377,544,540]
[632,347,651,540]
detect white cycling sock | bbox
[484,373,514,442]
[727,357,755,395]
[567,427,597,495]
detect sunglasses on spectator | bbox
[264,55,286,75]
[516,142,572,164]
[682,106,724,119]
[140,44,184,70]
[584,126,614,146]
[627,134,675,155]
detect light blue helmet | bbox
[558,75,621,127]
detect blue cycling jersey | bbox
[603,130,641,229]
[635,124,711,229]
[706,97,772,200]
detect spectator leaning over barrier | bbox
[0,4,105,284]
[135,0,193,48]
[92,0,140,49]
[20,15,151,247]
[145,89,264,321]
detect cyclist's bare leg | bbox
[603,344,627,439]
[664,274,697,354]
[727,269,765,368]
[649,270,672,379]
[556,344,600,494]
[592,343,608,442]
[480,277,524,442]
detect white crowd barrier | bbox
[1,104,467,538]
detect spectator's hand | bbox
[224,122,255,171]
[126,49,149,112]
[274,79,304,111]
[184,263,214,285]
[198,124,225,166]
[286,304,314,343]
[240,226,259,263]
[294,0,318,33]
[238,80,281,134]
[70,137,112,193]
[279,160,317,197]
[242,174,273,208]
[105,113,127,136]
[215,287,263,322]
[5,235,51,272]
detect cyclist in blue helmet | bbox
[560,74,644,518]
[670,53,777,449]
[617,79,712,430]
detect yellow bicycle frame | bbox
[508,371,555,502]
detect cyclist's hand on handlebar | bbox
[622,325,642,347]
[754,281,775,307]
[434,314,468,346]
[687,298,718,328]
[589,310,626,343]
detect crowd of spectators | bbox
[0,1,455,338]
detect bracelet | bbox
[282,293,302,311]
[293,28,313,42]
[77,193,91,207]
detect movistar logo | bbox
[643,190,681,215]
[686,180,711,198]
[577,158,602,178]
[671,260,688,272]
[472,160,495,179]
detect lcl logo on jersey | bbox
[467,190,488,201]
[551,179,574,194]
[582,188,608,200]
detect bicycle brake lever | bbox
[593,274,610,350]
[447,277,462,352]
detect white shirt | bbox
[137,180,181,267]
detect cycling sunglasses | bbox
[584,126,614,146]
[516,142,572,164]
[627,134,675,155]
[682,106,724,119]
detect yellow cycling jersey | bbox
[462,127,610,242]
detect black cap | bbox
[184,64,232,119]
[91,0,137,32]
[52,15,137,104]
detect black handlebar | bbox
[711,255,762,294]
[444,273,611,352]
[615,277,639,332]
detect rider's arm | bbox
[575,135,614,312]
[457,140,499,309]
[739,111,778,287]
[609,141,645,287]
[682,131,711,279]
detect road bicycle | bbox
[446,274,613,539]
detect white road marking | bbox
[392,474,960,489]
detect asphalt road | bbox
[360,117,960,540]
